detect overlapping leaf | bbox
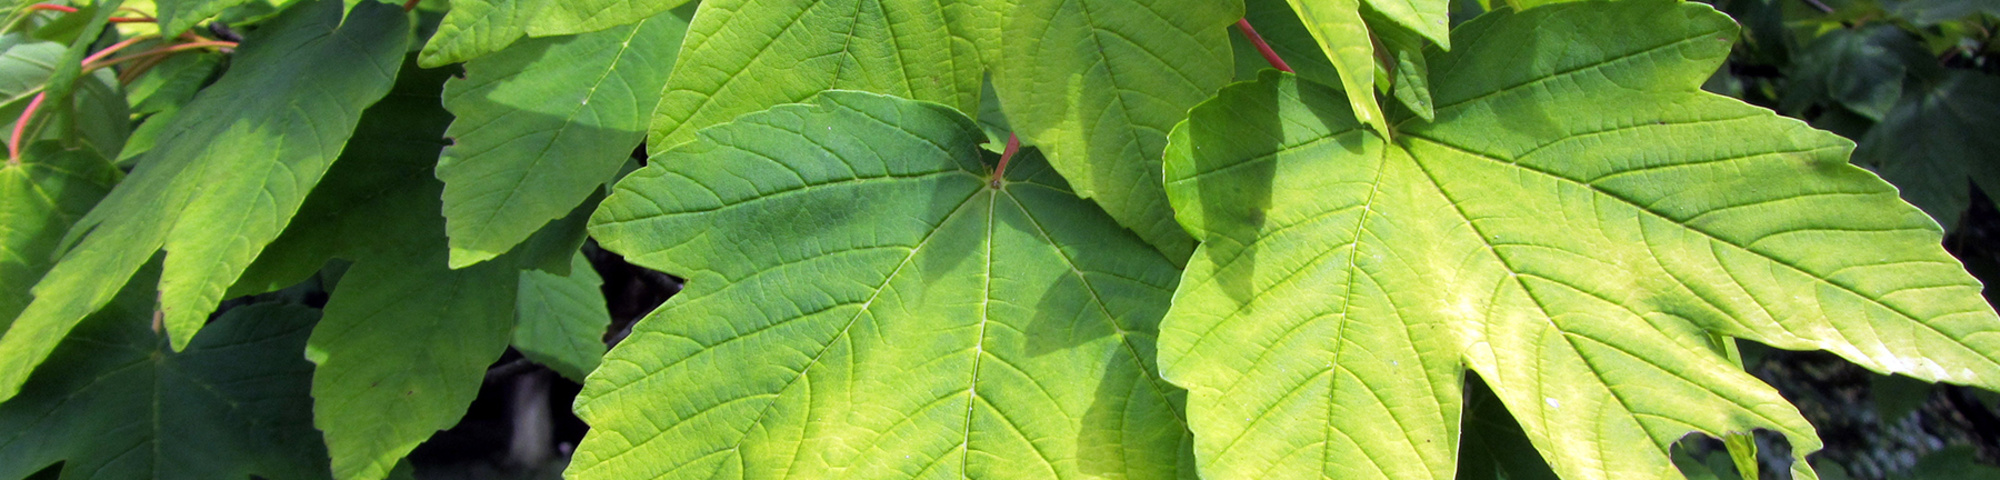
[528,0,690,37]
[1853,71,2000,230]
[0,32,131,158]
[0,273,332,480]
[992,0,1237,262]
[0,0,406,404]
[1159,2,2000,480]
[574,91,1191,479]
[156,0,254,36]
[645,0,988,153]
[419,0,548,67]
[437,5,690,268]
[514,251,611,382]
[231,59,583,480]
[1273,0,1447,131]
[0,144,117,329]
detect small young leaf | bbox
[438,5,691,268]
[1281,0,1383,130]
[0,0,408,403]
[574,91,1190,479]
[993,0,1238,262]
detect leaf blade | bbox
[1161,2,2000,480]
[438,5,691,268]
[645,0,986,153]
[0,0,408,403]
[573,91,1191,479]
[993,0,1238,262]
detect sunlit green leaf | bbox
[1160,2,2000,480]
[993,0,1236,262]
[646,0,986,153]
[573,91,1191,479]
[527,0,688,37]
[0,0,408,404]
[418,0,547,67]
[0,143,117,330]
[438,5,690,268]
[1282,0,1382,129]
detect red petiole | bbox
[8,28,234,162]
[1235,18,1292,73]
[991,133,1021,188]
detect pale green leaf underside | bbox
[1160,2,2000,480]
[514,251,611,382]
[0,275,331,480]
[418,0,548,67]
[0,144,118,330]
[438,5,691,268]
[993,0,1236,263]
[576,91,1191,479]
[646,0,985,154]
[0,0,407,403]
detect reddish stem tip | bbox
[992,133,1021,188]
[1235,18,1293,73]
[404,0,422,11]
[24,4,79,14]
[9,92,46,164]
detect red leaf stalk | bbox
[1235,18,1293,73]
[992,133,1021,188]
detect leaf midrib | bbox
[589,178,985,478]
[1403,133,1996,370]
